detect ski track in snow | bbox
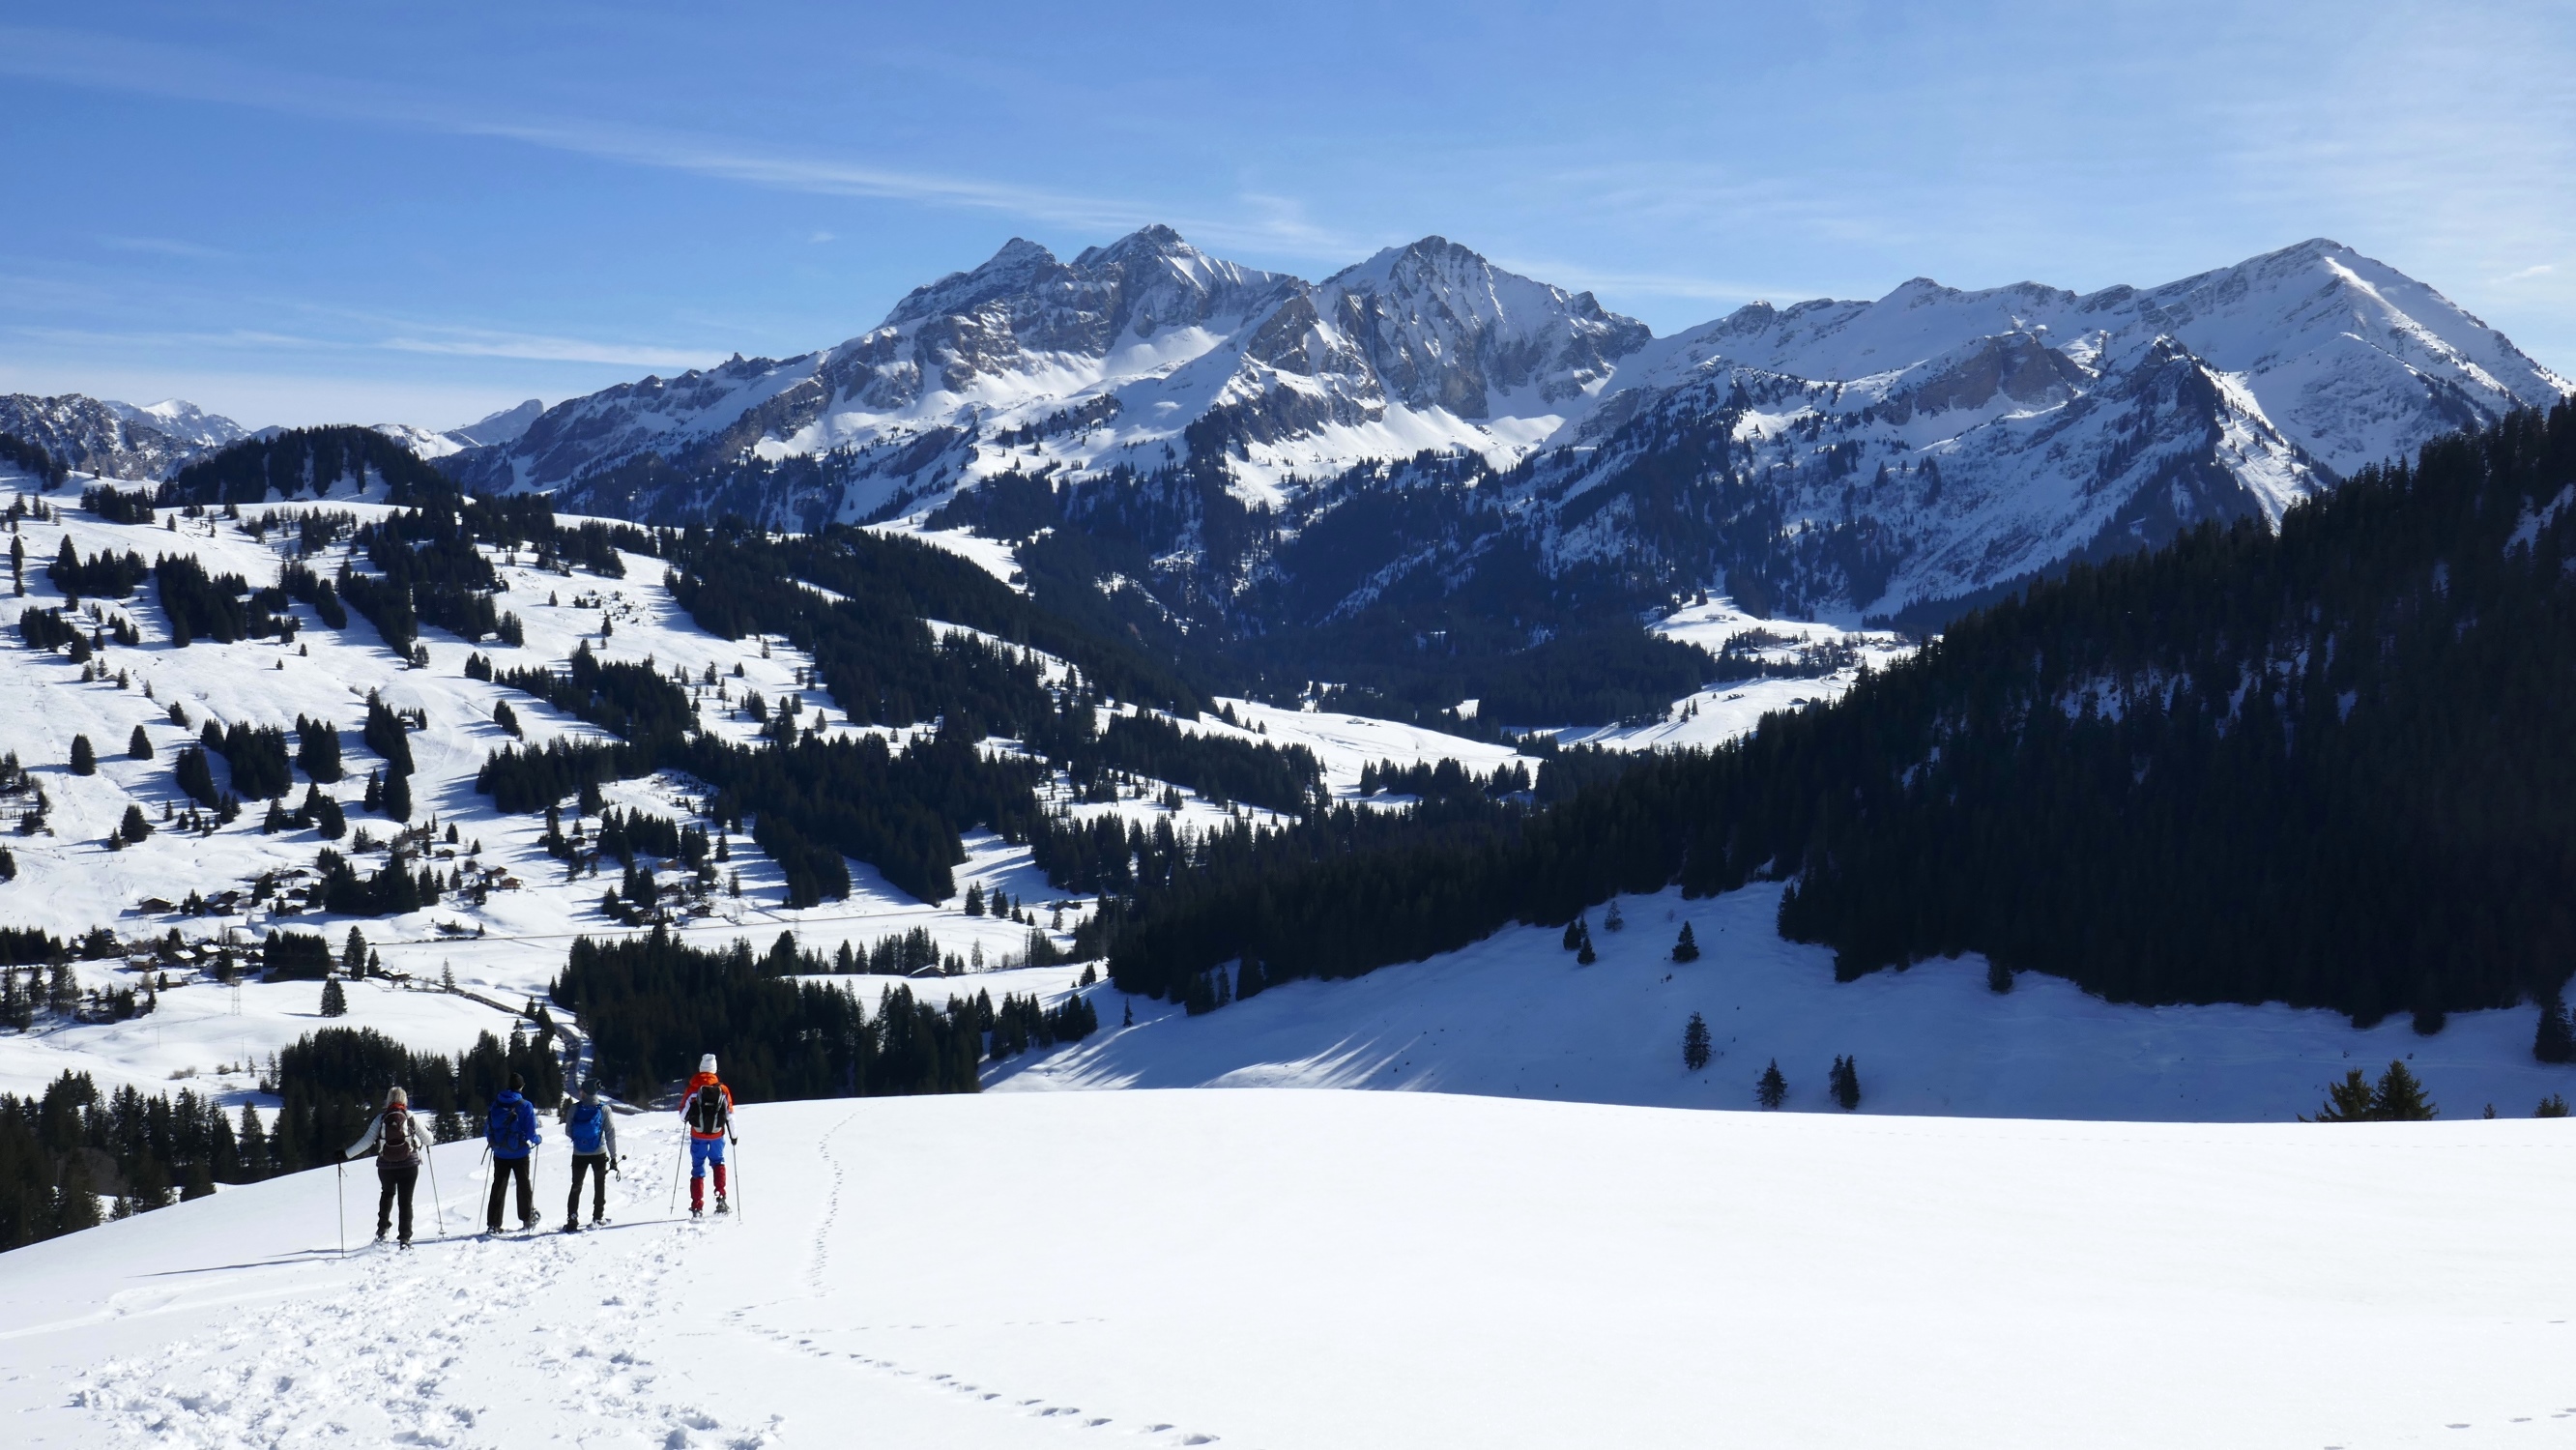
[70,1130,762,1450]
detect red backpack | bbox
[377,1105,418,1166]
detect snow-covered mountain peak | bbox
[883,237,1069,328]
[1317,236,1651,416]
[450,398,544,448]
[103,399,249,450]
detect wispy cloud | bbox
[98,235,228,260]
[379,330,710,370]
[0,24,1359,264]
[2494,264,2558,285]
[14,319,708,372]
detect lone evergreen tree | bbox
[2305,1068,2380,1121]
[1986,959,2012,994]
[1562,915,1587,951]
[1755,1058,1787,1109]
[319,976,347,1017]
[2535,995,2574,1063]
[340,927,367,977]
[69,734,95,776]
[1576,922,1597,966]
[117,803,151,845]
[1604,900,1625,933]
[1671,922,1699,963]
[1682,1012,1711,1071]
[2371,1060,2438,1120]
[1830,1055,1862,1110]
[127,724,152,760]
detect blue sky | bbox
[2,1,2569,429]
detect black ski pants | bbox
[486,1154,535,1230]
[376,1162,419,1240]
[566,1152,609,1225]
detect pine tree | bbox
[117,803,151,845]
[319,977,347,1017]
[1575,921,1597,966]
[2371,1060,2437,1120]
[341,927,367,977]
[380,769,411,821]
[1682,1012,1711,1071]
[964,882,985,916]
[1671,922,1699,963]
[1561,914,1586,951]
[2305,1068,2378,1121]
[1604,900,1625,933]
[2536,1094,2569,1118]
[1755,1058,1787,1109]
[69,735,94,776]
[2535,995,2574,1063]
[127,725,152,760]
[1985,959,2012,995]
[1831,1055,1862,1110]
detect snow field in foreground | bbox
[5,1090,2575,1449]
[997,883,2576,1123]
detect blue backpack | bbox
[566,1101,606,1154]
[486,1095,531,1155]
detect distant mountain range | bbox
[8,232,2566,624]
[0,394,543,480]
[426,229,2569,620]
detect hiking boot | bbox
[375,1227,389,1243]
[561,1221,581,1233]
[714,1196,729,1215]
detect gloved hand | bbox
[730,1135,739,1146]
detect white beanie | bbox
[700,1054,717,1074]
[386,1086,408,1107]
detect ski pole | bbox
[479,1146,492,1232]
[729,1136,741,1224]
[335,1158,346,1257]
[427,1145,447,1239]
[667,1132,684,1214]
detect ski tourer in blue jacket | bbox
[486,1089,540,1160]
[482,1078,545,1232]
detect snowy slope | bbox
[999,882,2576,1123]
[8,1091,2576,1448]
[0,472,1132,1106]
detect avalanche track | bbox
[3,1092,2573,1449]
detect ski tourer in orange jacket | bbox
[681,1054,736,1214]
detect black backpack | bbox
[377,1106,417,1167]
[687,1083,727,1135]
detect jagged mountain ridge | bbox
[431,231,2567,619]
[0,394,248,480]
[438,227,1655,522]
